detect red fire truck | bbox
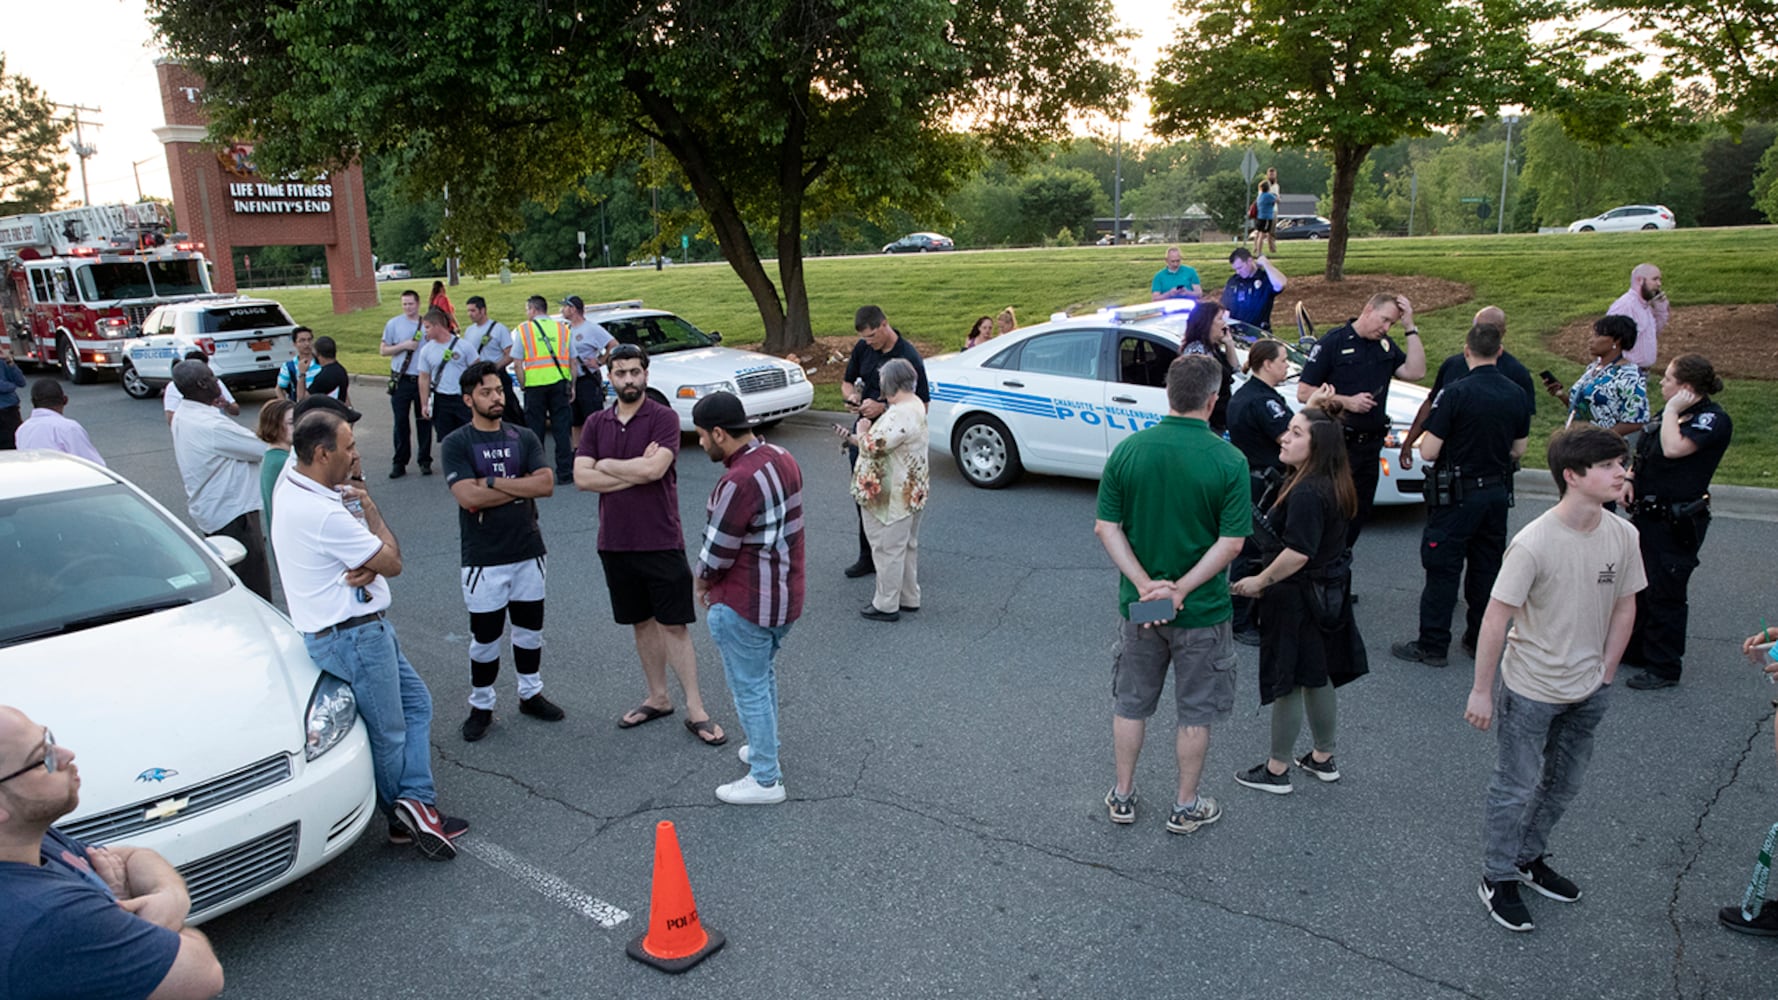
[0,202,221,383]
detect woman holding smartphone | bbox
[1549,314,1647,437]
[1229,406,1367,794]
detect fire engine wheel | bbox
[59,335,95,385]
[121,361,156,400]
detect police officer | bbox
[1225,338,1301,645]
[1220,249,1287,331]
[1397,305,1535,475]
[1390,323,1529,668]
[513,295,575,484]
[1621,353,1733,690]
[1297,292,1426,545]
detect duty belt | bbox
[1457,474,1508,490]
[306,610,385,638]
[1342,427,1385,445]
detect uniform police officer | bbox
[1390,323,1529,668]
[1397,306,1535,474]
[1621,353,1733,690]
[1297,292,1427,545]
[1224,338,1301,645]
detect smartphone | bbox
[1129,598,1175,626]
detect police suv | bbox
[583,300,813,431]
[120,297,302,400]
[926,300,1429,504]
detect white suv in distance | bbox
[586,301,813,431]
[120,297,301,399]
[1567,205,1676,232]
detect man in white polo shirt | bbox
[271,407,469,860]
[168,360,270,602]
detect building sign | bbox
[228,182,334,214]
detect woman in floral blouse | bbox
[839,358,929,622]
[1549,314,1648,437]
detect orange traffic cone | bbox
[626,820,725,973]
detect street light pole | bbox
[1112,120,1123,244]
[1498,115,1520,235]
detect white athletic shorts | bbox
[461,557,547,614]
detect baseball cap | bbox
[292,394,362,424]
[559,295,585,312]
[1228,247,1253,263]
[691,391,750,433]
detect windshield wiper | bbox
[2,596,194,646]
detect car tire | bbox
[1578,225,1595,232]
[1641,223,1658,230]
[59,334,94,384]
[1307,233,1322,241]
[120,361,156,399]
[952,413,1022,489]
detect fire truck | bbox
[0,202,222,384]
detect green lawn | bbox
[271,230,1775,485]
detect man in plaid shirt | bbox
[690,392,806,805]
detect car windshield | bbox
[148,259,210,296]
[600,313,715,355]
[76,262,155,301]
[200,303,294,333]
[0,484,229,647]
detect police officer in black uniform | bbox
[1297,292,1427,546]
[1397,306,1536,475]
[1622,353,1733,690]
[1225,338,1299,644]
[1390,323,1530,667]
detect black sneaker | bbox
[1627,670,1679,690]
[389,466,407,479]
[389,814,470,846]
[1517,855,1581,903]
[1391,640,1448,668]
[394,799,460,860]
[1234,762,1293,795]
[843,559,875,579]
[1295,750,1341,783]
[1479,878,1535,931]
[461,708,493,742]
[1104,786,1137,824]
[420,463,434,476]
[519,694,566,721]
[1232,627,1263,647]
[1719,900,1778,936]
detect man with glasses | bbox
[0,705,225,999]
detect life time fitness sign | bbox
[228,181,334,214]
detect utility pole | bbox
[52,103,103,206]
[131,158,155,201]
[443,183,459,286]
[649,139,662,270]
[1111,121,1123,244]
[1498,115,1521,235]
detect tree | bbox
[148,0,1127,352]
[1198,170,1250,236]
[1015,169,1104,244]
[1699,123,1777,226]
[1606,2,1778,121]
[0,57,70,215]
[1148,0,1635,280]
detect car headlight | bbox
[304,673,357,761]
[1383,428,1401,449]
[787,366,807,384]
[675,381,736,400]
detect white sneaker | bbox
[737,744,751,765]
[716,774,786,805]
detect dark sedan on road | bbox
[1273,215,1332,240]
[882,232,955,253]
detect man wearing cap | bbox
[692,391,805,804]
[463,296,520,422]
[415,308,473,443]
[272,408,469,859]
[169,360,273,602]
[514,295,576,485]
[562,295,615,429]
[1221,250,1287,331]
[16,379,104,465]
[379,289,431,478]
[441,361,565,742]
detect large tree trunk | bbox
[1324,143,1372,282]
[769,102,816,356]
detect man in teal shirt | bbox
[1150,246,1202,301]
[1095,354,1250,835]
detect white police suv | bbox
[585,301,813,431]
[120,297,301,400]
[926,301,1429,504]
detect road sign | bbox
[578,230,586,244]
[1240,149,1259,185]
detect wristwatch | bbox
[486,476,496,490]
[1403,328,1419,337]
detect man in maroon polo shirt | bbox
[573,344,728,747]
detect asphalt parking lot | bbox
[34,375,1778,998]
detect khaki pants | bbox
[861,509,923,613]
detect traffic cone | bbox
[625,820,725,973]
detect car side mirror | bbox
[206,534,248,567]
[709,331,723,343]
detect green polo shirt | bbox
[1096,415,1251,628]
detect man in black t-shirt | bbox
[839,305,929,578]
[440,361,566,742]
[1397,306,1534,476]
[307,336,352,405]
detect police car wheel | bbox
[953,413,1021,489]
[59,335,94,384]
[120,361,155,399]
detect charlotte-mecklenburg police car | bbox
[585,301,813,431]
[926,300,1429,504]
[120,296,301,400]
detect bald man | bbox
[1608,263,1668,370]
[1398,306,1537,473]
[0,705,224,999]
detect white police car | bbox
[0,450,376,924]
[120,297,301,400]
[584,301,813,430]
[926,301,1429,504]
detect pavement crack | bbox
[435,748,609,827]
[1666,706,1773,1000]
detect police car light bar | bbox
[585,299,644,313]
[1050,300,1199,324]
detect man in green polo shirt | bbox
[1094,353,1250,835]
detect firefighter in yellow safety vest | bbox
[516,294,576,483]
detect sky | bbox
[3,0,1181,210]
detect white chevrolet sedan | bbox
[586,301,813,431]
[0,451,376,924]
[927,302,1429,504]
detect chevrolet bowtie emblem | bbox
[144,797,191,821]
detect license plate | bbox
[248,339,272,351]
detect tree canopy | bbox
[148,0,1128,351]
[0,57,70,215]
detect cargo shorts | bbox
[1111,618,1236,727]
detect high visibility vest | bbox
[517,318,572,387]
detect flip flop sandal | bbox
[617,704,675,728]
[685,717,728,747]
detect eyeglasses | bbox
[0,729,56,783]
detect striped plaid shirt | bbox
[697,439,805,626]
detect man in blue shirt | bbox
[0,339,28,449]
[1221,249,1287,331]
[0,705,224,999]
[1150,247,1202,301]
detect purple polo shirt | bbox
[576,397,684,551]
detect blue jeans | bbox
[1481,683,1610,882]
[303,618,437,813]
[707,603,792,785]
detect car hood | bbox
[2,590,321,820]
[651,346,799,381]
